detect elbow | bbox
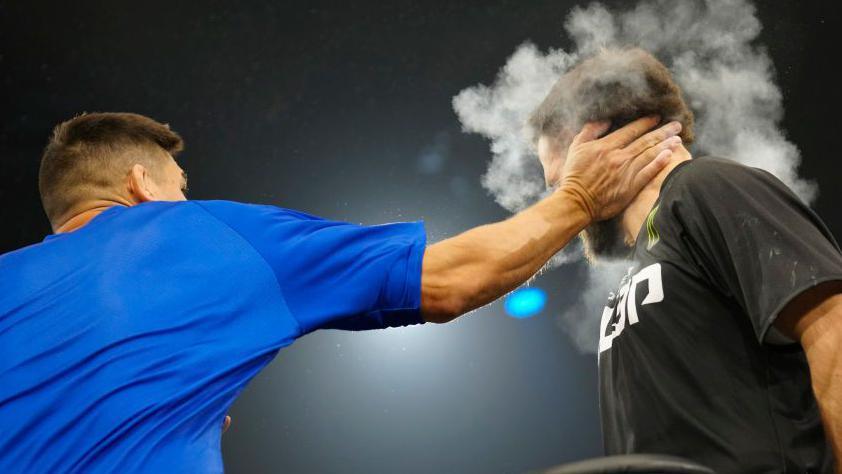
[421,276,477,324]
[419,249,488,323]
[421,293,467,324]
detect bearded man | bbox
[531,47,842,473]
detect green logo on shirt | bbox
[646,205,660,250]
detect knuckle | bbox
[635,140,653,153]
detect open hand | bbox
[559,116,683,222]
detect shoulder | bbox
[189,200,327,224]
[186,200,336,249]
[658,157,811,230]
[668,157,772,188]
[663,157,786,201]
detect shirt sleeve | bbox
[667,159,842,343]
[195,200,427,333]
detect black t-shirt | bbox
[598,158,842,473]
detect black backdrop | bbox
[1,1,840,472]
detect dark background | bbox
[1,1,840,472]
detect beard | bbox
[580,215,633,263]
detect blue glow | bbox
[504,287,547,319]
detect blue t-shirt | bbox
[0,200,426,473]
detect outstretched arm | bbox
[777,282,842,473]
[420,116,682,322]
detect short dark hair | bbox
[39,112,184,224]
[528,47,694,146]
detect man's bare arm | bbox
[420,116,683,322]
[777,281,842,473]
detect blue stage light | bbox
[504,287,547,319]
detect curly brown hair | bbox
[528,47,694,146]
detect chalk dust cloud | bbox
[453,0,813,352]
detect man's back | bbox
[0,200,426,473]
[598,158,839,473]
[0,201,300,472]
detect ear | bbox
[126,163,157,204]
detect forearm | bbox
[417,117,678,322]
[801,310,842,471]
[776,285,842,471]
[421,188,589,322]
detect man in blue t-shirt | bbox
[0,112,680,472]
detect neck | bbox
[620,146,692,245]
[54,198,132,234]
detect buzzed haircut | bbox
[39,112,184,225]
[529,47,695,146]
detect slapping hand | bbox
[559,116,683,222]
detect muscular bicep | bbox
[420,239,487,323]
